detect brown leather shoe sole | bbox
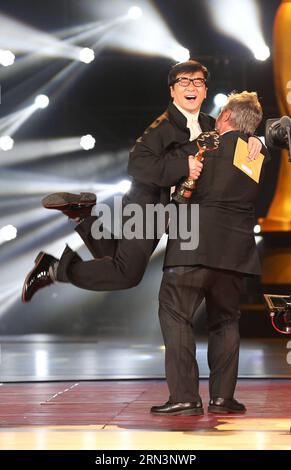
[42,192,96,209]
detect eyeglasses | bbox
[173,77,206,88]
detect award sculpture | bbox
[172,131,220,203]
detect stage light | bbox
[79,47,95,63]
[0,225,17,245]
[117,179,132,193]
[0,49,15,67]
[254,44,270,61]
[206,0,270,61]
[254,224,261,234]
[34,94,49,109]
[80,134,96,150]
[0,136,14,151]
[90,1,189,62]
[171,46,190,62]
[214,93,228,108]
[127,6,143,20]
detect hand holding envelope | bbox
[233,137,265,183]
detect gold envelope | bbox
[233,137,265,183]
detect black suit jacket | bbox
[121,102,214,254]
[164,131,268,275]
[127,101,215,208]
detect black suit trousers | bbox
[158,266,243,403]
[56,216,159,291]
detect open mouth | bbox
[185,95,197,101]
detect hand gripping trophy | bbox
[172,131,220,204]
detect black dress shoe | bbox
[151,401,204,416]
[42,192,96,220]
[208,397,246,414]
[22,252,58,303]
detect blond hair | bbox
[223,91,263,134]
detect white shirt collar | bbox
[173,101,202,141]
[173,101,200,123]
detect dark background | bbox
[0,0,281,142]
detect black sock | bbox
[48,261,59,282]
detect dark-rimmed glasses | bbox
[173,77,206,88]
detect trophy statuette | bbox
[172,131,220,203]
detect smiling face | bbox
[170,71,207,114]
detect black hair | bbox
[168,59,210,87]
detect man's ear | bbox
[204,87,208,99]
[223,110,232,121]
[170,86,174,99]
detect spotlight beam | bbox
[0,169,113,196]
[2,53,96,113]
[0,208,56,232]
[59,2,190,62]
[31,58,96,104]
[0,95,50,142]
[0,17,124,82]
[90,2,189,61]
[63,17,128,46]
[0,195,41,211]
[206,0,270,60]
[0,12,82,60]
[0,21,112,80]
[1,4,188,114]
[0,137,88,166]
[0,108,32,132]
[54,21,104,39]
[1,104,36,137]
[0,285,21,318]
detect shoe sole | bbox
[208,406,246,414]
[151,408,204,416]
[42,192,96,209]
[21,252,46,303]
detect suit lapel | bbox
[199,113,215,132]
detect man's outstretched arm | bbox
[128,123,202,187]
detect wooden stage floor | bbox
[0,379,291,450]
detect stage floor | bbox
[0,336,291,381]
[0,379,291,450]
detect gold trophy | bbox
[172,131,220,203]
